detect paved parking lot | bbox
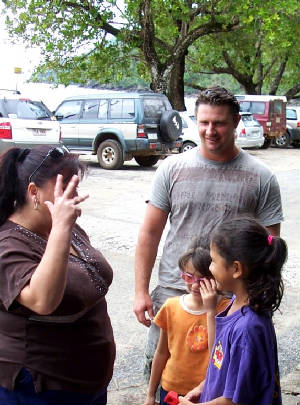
[77,147,300,404]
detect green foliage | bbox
[2,0,299,102]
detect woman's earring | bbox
[33,196,38,210]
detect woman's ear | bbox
[232,260,244,279]
[27,183,39,207]
[28,182,38,197]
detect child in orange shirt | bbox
[143,246,229,405]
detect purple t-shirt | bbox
[201,301,281,405]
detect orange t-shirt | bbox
[154,295,229,395]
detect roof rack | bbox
[0,89,21,95]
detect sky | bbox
[0,8,42,91]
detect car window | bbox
[82,100,100,119]
[286,109,297,120]
[180,116,188,128]
[98,99,108,119]
[143,98,169,118]
[2,99,52,120]
[272,101,283,114]
[55,100,82,120]
[240,101,266,115]
[110,99,135,119]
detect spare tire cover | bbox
[159,110,182,142]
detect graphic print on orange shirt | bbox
[186,323,208,352]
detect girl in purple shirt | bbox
[179,216,287,405]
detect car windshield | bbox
[2,99,52,120]
[241,114,261,127]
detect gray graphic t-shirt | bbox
[150,148,283,289]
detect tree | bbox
[2,0,239,109]
[186,1,300,99]
[2,0,299,108]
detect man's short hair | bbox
[195,86,240,117]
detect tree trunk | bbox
[167,55,186,110]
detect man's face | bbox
[196,103,240,160]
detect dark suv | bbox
[54,92,182,169]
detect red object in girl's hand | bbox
[164,391,179,405]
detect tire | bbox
[159,110,182,142]
[134,155,160,167]
[97,140,124,170]
[260,137,272,149]
[274,132,290,148]
[181,141,197,153]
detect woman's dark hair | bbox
[195,86,240,118]
[210,216,287,314]
[178,246,212,278]
[0,145,86,226]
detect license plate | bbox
[33,129,46,136]
[148,133,157,140]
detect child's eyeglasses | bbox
[28,146,68,183]
[180,271,205,284]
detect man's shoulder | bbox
[158,148,201,171]
[237,150,272,175]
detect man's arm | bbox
[266,223,280,236]
[134,203,168,327]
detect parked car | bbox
[178,111,200,152]
[54,92,182,169]
[236,95,286,149]
[0,90,61,153]
[235,112,264,149]
[273,106,300,148]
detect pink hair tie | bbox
[267,235,273,246]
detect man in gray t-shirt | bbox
[133,86,283,388]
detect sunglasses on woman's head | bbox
[180,270,205,284]
[28,146,68,183]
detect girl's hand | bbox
[184,380,204,403]
[178,396,199,405]
[44,174,89,230]
[200,278,218,313]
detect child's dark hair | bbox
[195,86,240,118]
[178,246,212,278]
[210,216,287,314]
[0,146,85,226]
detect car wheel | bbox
[181,141,197,153]
[160,110,182,142]
[134,155,160,167]
[97,140,124,170]
[274,132,290,148]
[260,137,272,149]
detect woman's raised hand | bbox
[44,174,89,230]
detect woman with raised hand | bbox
[0,146,115,405]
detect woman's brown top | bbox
[0,220,115,394]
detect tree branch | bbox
[269,54,288,95]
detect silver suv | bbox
[0,90,61,153]
[54,92,182,169]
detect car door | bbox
[55,100,82,148]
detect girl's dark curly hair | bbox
[178,246,212,278]
[0,145,85,226]
[210,216,287,314]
